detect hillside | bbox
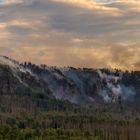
[0,56,140,140]
[0,56,140,104]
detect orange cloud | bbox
[0,0,140,71]
[2,44,139,71]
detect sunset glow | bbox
[0,0,140,70]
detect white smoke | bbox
[0,56,38,87]
[97,70,136,103]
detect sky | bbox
[0,0,140,70]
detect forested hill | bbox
[0,56,140,140]
[0,55,140,106]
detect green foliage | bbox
[0,111,139,140]
[0,64,140,140]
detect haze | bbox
[0,0,140,70]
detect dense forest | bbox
[0,93,140,140]
[0,57,140,140]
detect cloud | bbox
[53,0,121,16]
[0,19,36,30]
[0,0,24,5]
[0,0,140,70]
[3,44,139,71]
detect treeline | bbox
[0,93,140,140]
[0,63,140,139]
[0,110,140,140]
